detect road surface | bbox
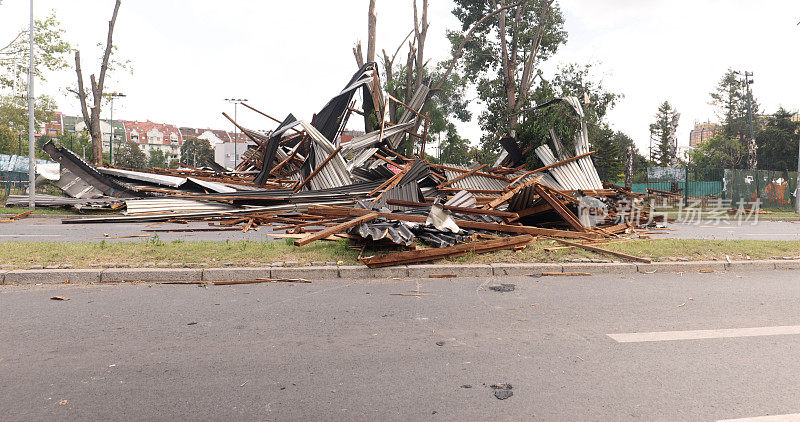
[3,270,800,420]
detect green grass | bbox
[1,238,799,269]
[0,206,118,216]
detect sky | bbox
[1,0,799,156]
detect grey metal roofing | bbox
[442,164,507,191]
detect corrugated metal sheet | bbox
[442,165,507,191]
[125,198,237,215]
[299,121,353,191]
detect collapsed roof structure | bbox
[39,62,654,267]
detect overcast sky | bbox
[1,0,799,155]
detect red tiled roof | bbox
[122,120,183,145]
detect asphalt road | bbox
[0,218,280,242]
[2,216,800,242]
[3,270,800,420]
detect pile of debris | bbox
[38,62,655,267]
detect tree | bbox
[0,124,21,156]
[71,0,122,166]
[439,123,471,165]
[114,140,146,169]
[613,131,648,184]
[0,11,71,91]
[180,138,215,167]
[446,0,567,145]
[0,94,57,139]
[57,130,92,160]
[689,133,747,169]
[710,69,757,141]
[649,101,679,167]
[148,149,169,169]
[515,62,622,170]
[756,108,799,171]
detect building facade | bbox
[689,122,721,148]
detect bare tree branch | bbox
[433,0,528,92]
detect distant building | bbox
[689,122,721,147]
[62,115,126,152]
[338,129,364,145]
[121,120,183,162]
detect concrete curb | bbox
[0,260,798,285]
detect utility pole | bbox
[27,0,35,209]
[108,92,126,166]
[743,71,757,170]
[225,98,247,169]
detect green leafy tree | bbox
[0,124,22,156]
[148,149,169,169]
[613,131,648,183]
[0,94,57,139]
[57,131,92,160]
[439,123,471,165]
[689,133,747,169]
[756,108,799,171]
[180,138,214,167]
[710,69,758,140]
[515,62,623,171]
[448,0,567,157]
[0,11,71,90]
[114,140,147,169]
[649,101,678,166]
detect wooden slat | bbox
[294,212,378,246]
[534,184,586,232]
[385,198,519,219]
[483,175,542,210]
[361,235,534,268]
[293,145,343,193]
[437,164,486,189]
[551,238,651,263]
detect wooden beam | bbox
[385,198,519,219]
[550,238,651,263]
[534,184,586,232]
[438,164,487,189]
[307,205,603,239]
[507,150,597,188]
[483,175,542,210]
[293,145,343,193]
[294,213,378,246]
[361,235,534,268]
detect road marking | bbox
[718,414,800,421]
[608,325,800,343]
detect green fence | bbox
[615,167,798,210]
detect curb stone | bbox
[5,269,101,285]
[202,267,271,282]
[637,261,727,273]
[338,265,409,279]
[407,264,492,278]
[101,268,203,283]
[562,262,637,274]
[491,263,562,276]
[0,260,798,285]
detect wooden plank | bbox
[294,212,378,246]
[361,235,534,268]
[430,163,510,182]
[293,144,343,193]
[437,164,486,189]
[483,176,542,210]
[551,238,651,263]
[534,184,586,232]
[507,150,597,187]
[385,198,519,219]
[307,205,603,239]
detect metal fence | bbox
[0,171,62,205]
[618,166,798,210]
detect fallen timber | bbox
[38,62,654,266]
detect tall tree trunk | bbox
[73,0,121,166]
[625,145,633,187]
[367,0,377,63]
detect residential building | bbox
[689,122,721,147]
[215,141,257,170]
[62,115,126,152]
[121,120,183,162]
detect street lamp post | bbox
[108,92,126,166]
[27,0,35,209]
[225,98,247,170]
